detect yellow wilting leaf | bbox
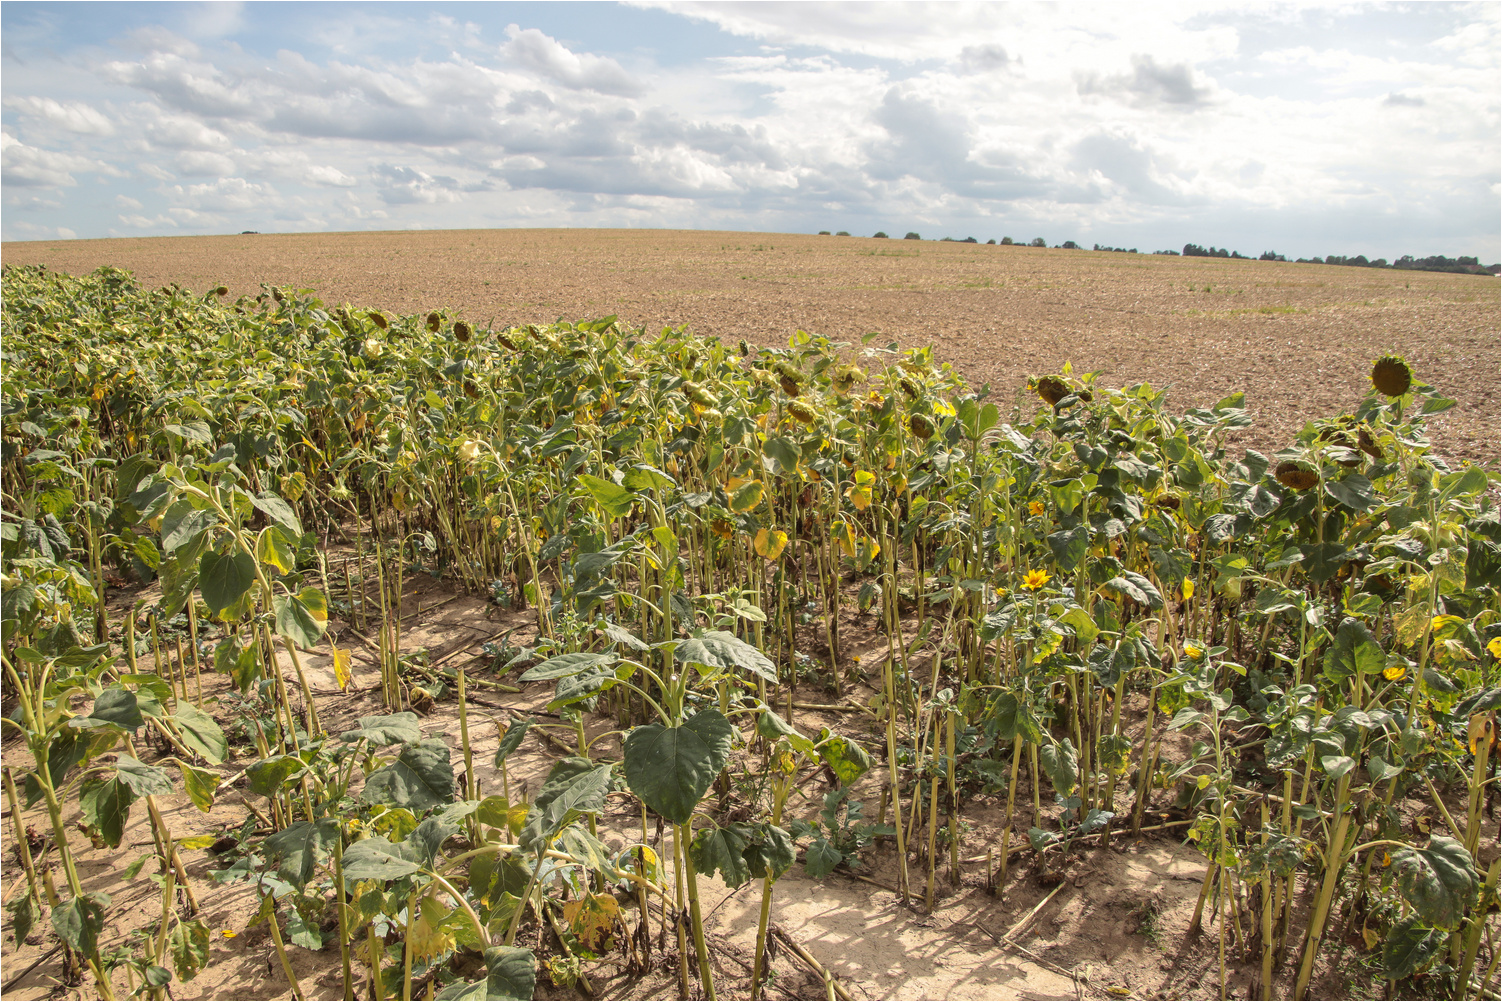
[1361,924,1379,951]
[332,646,352,692]
[730,479,764,513]
[407,895,457,961]
[1430,614,1465,635]
[562,893,621,953]
[845,470,876,511]
[832,521,856,559]
[1182,577,1195,599]
[1468,713,1496,755]
[754,528,789,561]
[888,473,907,495]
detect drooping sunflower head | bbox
[787,401,817,424]
[1275,460,1319,491]
[454,321,471,342]
[1357,426,1384,460]
[1370,354,1412,397]
[909,413,933,439]
[1032,375,1070,406]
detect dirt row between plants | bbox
[3,228,1497,469]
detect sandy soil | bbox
[3,228,1497,468]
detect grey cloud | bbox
[501,26,645,97]
[960,43,1011,72]
[638,110,786,169]
[145,114,231,150]
[865,87,1049,200]
[373,163,463,204]
[101,53,255,117]
[505,90,555,115]
[1068,132,1185,205]
[1078,54,1212,108]
[1383,92,1425,107]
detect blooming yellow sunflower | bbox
[1489,636,1500,659]
[1029,500,1045,517]
[1022,569,1051,591]
[1183,643,1204,660]
[1382,663,1407,682]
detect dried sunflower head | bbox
[1357,426,1384,460]
[909,413,933,439]
[1370,354,1412,397]
[1275,460,1319,491]
[454,321,471,342]
[1033,375,1070,406]
[426,311,442,332]
[788,401,817,424]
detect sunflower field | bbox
[1,263,1498,1001]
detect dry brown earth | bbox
[3,228,1498,467]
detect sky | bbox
[2,1,1498,261]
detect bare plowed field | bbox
[4,228,1497,468]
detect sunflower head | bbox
[454,321,471,342]
[1382,663,1407,682]
[426,311,442,332]
[1275,461,1319,491]
[1021,568,1051,591]
[1033,375,1070,406]
[787,401,817,424]
[909,413,933,439]
[1370,355,1412,397]
[1357,426,1384,460]
[1028,500,1045,517]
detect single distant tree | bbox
[986,239,996,245]
[836,230,851,236]
[1029,237,1046,247]
[873,231,888,238]
[905,232,921,240]
[818,230,831,235]
[1061,240,1079,250]
[1000,236,1014,245]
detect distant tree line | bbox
[817,229,1498,274]
[1185,243,1498,276]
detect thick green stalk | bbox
[1293,772,1354,999]
[681,822,717,999]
